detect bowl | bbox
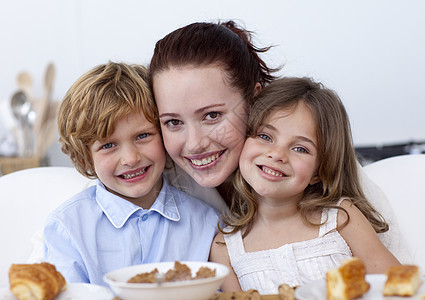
[103,261,229,300]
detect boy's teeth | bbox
[262,166,283,177]
[191,153,220,166]
[121,168,146,179]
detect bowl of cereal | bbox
[103,261,229,300]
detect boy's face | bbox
[90,111,165,208]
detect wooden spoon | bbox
[34,63,55,154]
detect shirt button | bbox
[141,214,148,221]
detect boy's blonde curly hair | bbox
[57,62,157,178]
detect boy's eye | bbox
[102,142,114,149]
[258,133,272,142]
[137,133,149,140]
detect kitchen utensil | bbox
[34,62,55,155]
[17,71,33,97]
[10,90,33,156]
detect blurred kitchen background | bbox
[1,0,424,175]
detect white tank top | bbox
[223,199,352,294]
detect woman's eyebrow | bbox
[194,103,225,114]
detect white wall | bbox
[1,0,424,166]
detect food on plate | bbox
[383,264,422,296]
[9,262,66,300]
[209,289,261,300]
[195,266,217,279]
[326,257,370,300]
[127,261,216,283]
[278,283,295,300]
[127,268,159,283]
[209,284,295,300]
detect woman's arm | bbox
[338,200,401,273]
[209,232,242,292]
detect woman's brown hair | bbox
[149,20,279,103]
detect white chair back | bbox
[363,154,425,271]
[0,166,95,288]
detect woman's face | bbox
[153,66,248,188]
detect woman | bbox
[149,20,408,262]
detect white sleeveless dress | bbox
[223,200,352,294]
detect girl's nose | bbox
[267,146,288,163]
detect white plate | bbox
[295,274,425,300]
[104,261,229,300]
[0,283,114,300]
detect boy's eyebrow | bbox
[159,103,225,118]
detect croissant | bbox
[9,262,66,300]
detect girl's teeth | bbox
[263,166,283,177]
[191,153,220,166]
[121,168,146,179]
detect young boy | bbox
[43,62,220,286]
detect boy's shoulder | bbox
[48,185,97,218]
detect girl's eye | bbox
[258,133,272,142]
[294,146,308,153]
[205,112,221,121]
[101,142,114,150]
[137,133,149,140]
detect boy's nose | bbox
[121,144,141,166]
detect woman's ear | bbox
[254,82,262,96]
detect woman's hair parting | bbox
[220,77,388,236]
[57,62,156,178]
[149,20,280,103]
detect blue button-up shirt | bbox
[43,176,220,286]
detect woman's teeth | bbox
[121,168,146,179]
[190,153,220,166]
[262,166,284,177]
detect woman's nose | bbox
[186,127,210,153]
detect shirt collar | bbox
[96,175,180,228]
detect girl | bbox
[209,77,400,294]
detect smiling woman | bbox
[150,20,278,210]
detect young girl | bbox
[209,77,400,294]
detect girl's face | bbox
[90,111,166,208]
[153,66,247,188]
[239,101,320,202]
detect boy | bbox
[43,62,219,286]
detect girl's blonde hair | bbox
[220,77,388,236]
[57,62,157,178]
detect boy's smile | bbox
[90,111,166,208]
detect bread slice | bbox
[383,265,422,296]
[9,262,66,300]
[326,257,370,300]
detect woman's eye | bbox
[258,133,272,142]
[294,146,308,153]
[205,112,221,121]
[165,119,182,127]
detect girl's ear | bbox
[254,82,262,96]
[309,173,321,185]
